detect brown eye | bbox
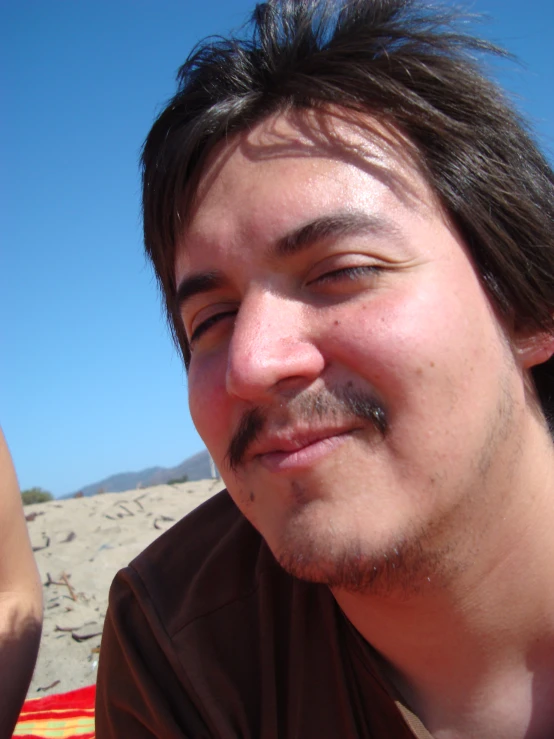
[190,311,236,345]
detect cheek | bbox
[327,291,439,365]
[188,358,230,453]
[323,285,483,406]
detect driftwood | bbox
[45,572,78,602]
[133,496,145,511]
[117,503,134,517]
[33,533,50,552]
[71,630,103,642]
[153,515,175,530]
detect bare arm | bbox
[0,428,43,738]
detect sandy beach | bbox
[24,479,222,699]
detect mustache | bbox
[226,387,387,472]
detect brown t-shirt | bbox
[95,490,432,738]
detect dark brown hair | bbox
[142,0,554,429]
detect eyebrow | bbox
[175,210,401,312]
[175,270,226,312]
[274,210,401,257]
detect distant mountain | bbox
[64,449,216,498]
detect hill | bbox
[65,449,216,498]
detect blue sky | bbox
[1,0,552,497]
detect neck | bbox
[333,420,554,739]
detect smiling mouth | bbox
[226,387,387,472]
[255,429,355,473]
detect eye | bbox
[190,310,236,345]
[310,264,380,285]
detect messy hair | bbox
[141,0,554,429]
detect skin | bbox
[0,428,43,735]
[175,110,554,738]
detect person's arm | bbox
[0,428,43,737]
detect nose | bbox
[225,290,325,401]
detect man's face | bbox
[175,111,527,593]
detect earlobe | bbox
[515,331,554,369]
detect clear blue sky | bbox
[1,1,552,497]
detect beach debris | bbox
[133,495,146,511]
[61,531,76,543]
[60,573,77,601]
[25,511,44,522]
[37,680,60,692]
[72,625,103,642]
[153,515,175,530]
[72,631,103,642]
[45,571,78,602]
[54,619,103,642]
[115,502,134,517]
[88,542,115,563]
[54,624,80,633]
[33,533,50,551]
[46,594,60,610]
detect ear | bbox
[514,331,554,369]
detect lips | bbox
[251,428,350,457]
[226,387,387,471]
[247,426,358,472]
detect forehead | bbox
[176,109,448,273]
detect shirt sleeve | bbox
[95,567,212,739]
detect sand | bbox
[24,479,222,698]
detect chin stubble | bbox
[276,519,453,597]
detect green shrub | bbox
[167,475,188,486]
[21,487,53,506]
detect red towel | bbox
[13,684,95,738]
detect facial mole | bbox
[249,491,255,502]
[334,320,340,326]
[429,361,435,368]
[291,480,307,504]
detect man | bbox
[96,1,554,736]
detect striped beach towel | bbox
[13,685,95,738]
